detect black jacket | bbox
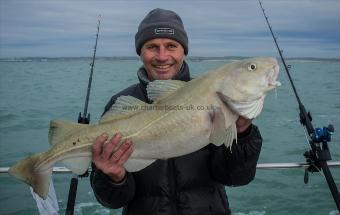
[90,61,263,215]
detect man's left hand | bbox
[236,116,252,134]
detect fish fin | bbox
[147,80,186,101]
[209,107,227,146]
[49,120,88,146]
[209,106,237,149]
[9,153,52,200]
[224,123,237,150]
[100,96,149,123]
[124,158,156,172]
[231,97,264,119]
[217,92,265,119]
[61,156,91,175]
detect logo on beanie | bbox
[154,28,174,35]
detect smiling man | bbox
[90,8,262,215]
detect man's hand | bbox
[92,133,134,183]
[236,116,252,134]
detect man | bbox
[90,8,262,215]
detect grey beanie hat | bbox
[135,8,188,55]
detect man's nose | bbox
[156,46,168,62]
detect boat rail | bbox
[1,162,340,174]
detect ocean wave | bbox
[0,112,18,119]
[233,211,266,215]
[329,210,340,215]
[73,202,121,215]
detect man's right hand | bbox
[92,133,134,183]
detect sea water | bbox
[0,58,339,215]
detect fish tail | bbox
[9,152,52,200]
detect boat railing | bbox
[1,162,340,174]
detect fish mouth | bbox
[267,64,281,89]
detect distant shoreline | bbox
[0,56,339,62]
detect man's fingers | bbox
[110,139,131,160]
[102,133,122,159]
[92,133,133,176]
[92,133,109,156]
[116,140,134,166]
[236,116,252,133]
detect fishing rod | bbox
[258,0,340,210]
[79,15,102,125]
[65,14,101,215]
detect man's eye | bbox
[146,45,156,49]
[168,44,177,49]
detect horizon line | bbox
[1,56,339,60]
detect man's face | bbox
[140,38,185,81]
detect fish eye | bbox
[248,63,257,71]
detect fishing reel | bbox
[311,124,334,143]
[304,124,335,184]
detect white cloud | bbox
[0,0,339,58]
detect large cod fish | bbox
[9,57,280,199]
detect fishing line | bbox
[274,88,278,100]
[258,0,340,210]
[302,127,310,145]
[298,124,327,180]
[302,128,325,179]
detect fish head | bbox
[216,57,281,119]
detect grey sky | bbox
[0,0,339,58]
